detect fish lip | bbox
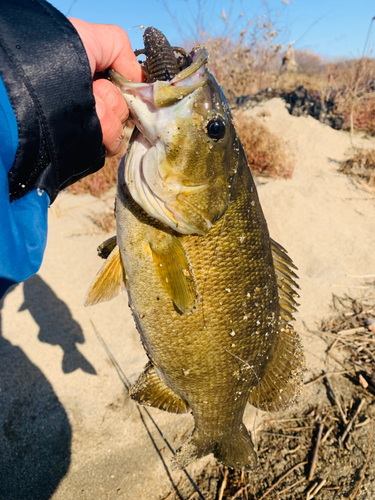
[114,46,214,235]
[120,137,208,235]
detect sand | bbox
[1,98,375,499]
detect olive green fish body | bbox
[86,41,305,470]
[114,145,302,469]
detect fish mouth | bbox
[123,128,213,235]
[111,48,214,235]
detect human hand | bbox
[69,18,143,157]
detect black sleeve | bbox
[0,0,106,203]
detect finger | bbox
[95,95,127,157]
[69,19,143,82]
[107,26,145,82]
[93,79,129,122]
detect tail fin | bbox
[171,423,256,470]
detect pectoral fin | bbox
[150,235,197,314]
[131,362,189,414]
[84,244,126,306]
[97,236,117,259]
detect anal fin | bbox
[84,244,126,306]
[130,362,189,414]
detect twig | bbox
[164,479,184,500]
[304,370,353,387]
[327,350,348,370]
[277,478,305,496]
[308,423,324,481]
[325,377,348,424]
[307,478,327,499]
[321,425,334,444]
[265,417,311,424]
[218,468,229,500]
[240,470,248,500]
[284,444,301,455]
[255,461,307,500]
[327,338,339,352]
[306,482,318,500]
[336,327,367,335]
[355,417,371,428]
[260,431,305,440]
[349,418,373,500]
[340,398,366,446]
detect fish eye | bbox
[206,118,226,141]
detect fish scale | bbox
[86,38,305,470]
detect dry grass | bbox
[340,147,375,191]
[326,58,375,135]
[90,212,116,233]
[67,155,120,197]
[235,113,294,179]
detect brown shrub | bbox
[326,58,375,135]
[235,112,294,179]
[294,49,324,75]
[340,147,375,189]
[90,212,116,233]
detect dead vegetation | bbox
[340,147,375,193]
[90,211,116,233]
[319,288,375,393]
[235,113,294,179]
[67,154,120,198]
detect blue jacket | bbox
[0,0,106,298]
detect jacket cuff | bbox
[0,0,106,203]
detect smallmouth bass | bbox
[86,34,305,470]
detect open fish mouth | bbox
[110,47,222,235]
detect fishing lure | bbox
[135,26,188,82]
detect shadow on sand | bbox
[20,275,96,375]
[0,284,72,500]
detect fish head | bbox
[110,47,240,235]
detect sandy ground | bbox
[1,98,375,499]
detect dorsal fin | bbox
[248,239,305,411]
[270,238,299,322]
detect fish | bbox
[85,32,305,470]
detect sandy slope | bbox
[1,98,375,499]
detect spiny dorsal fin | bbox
[130,362,189,414]
[247,239,305,411]
[270,238,299,322]
[84,244,126,306]
[248,325,306,412]
[150,235,197,314]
